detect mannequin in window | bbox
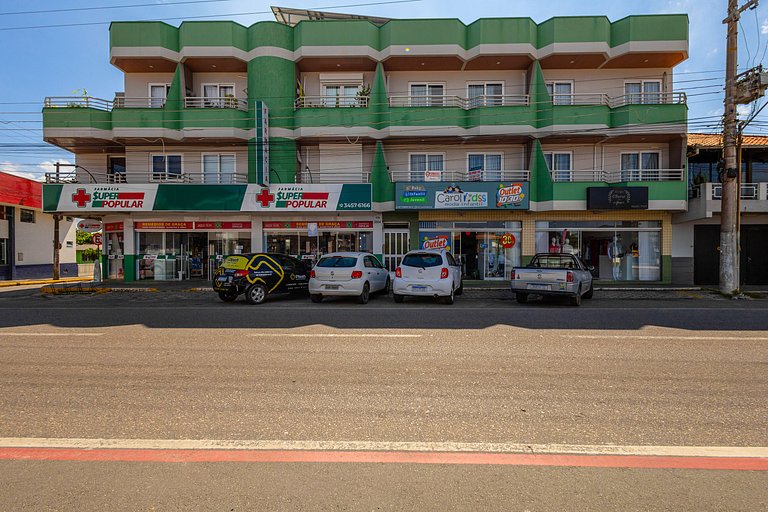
[607,235,625,280]
[561,237,574,254]
[549,237,560,253]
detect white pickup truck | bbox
[511,253,594,306]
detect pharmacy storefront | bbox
[43,182,375,281]
[396,181,529,280]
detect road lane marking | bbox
[0,438,767,471]
[0,333,105,337]
[248,333,422,338]
[573,335,768,341]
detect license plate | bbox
[217,276,231,283]
[325,285,339,290]
[527,283,549,291]
[412,285,427,291]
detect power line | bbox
[0,0,235,17]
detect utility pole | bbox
[720,0,759,295]
[53,162,61,280]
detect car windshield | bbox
[316,256,358,268]
[402,253,442,268]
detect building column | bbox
[251,217,263,252]
[123,219,136,282]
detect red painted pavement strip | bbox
[0,448,766,471]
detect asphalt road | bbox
[0,290,766,510]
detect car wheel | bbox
[393,293,404,303]
[358,282,370,304]
[570,288,582,307]
[516,292,528,304]
[442,287,455,305]
[310,293,323,303]
[245,283,267,305]
[455,280,463,296]
[218,291,238,303]
[382,277,391,294]
[583,283,594,299]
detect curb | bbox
[0,277,91,288]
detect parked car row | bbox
[212,249,464,305]
[212,250,594,306]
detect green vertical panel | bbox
[248,137,258,183]
[662,255,672,284]
[256,101,266,184]
[248,56,294,129]
[371,141,393,204]
[164,64,183,131]
[42,185,63,212]
[371,61,388,130]
[268,137,297,184]
[530,140,553,204]
[123,254,136,282]
[248,21,294,51]
[529,60,552,129]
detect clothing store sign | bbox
[395,182,529,210]
[586,187,648,210]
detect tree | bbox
[76,230,93,245]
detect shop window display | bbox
[535,221,661,281]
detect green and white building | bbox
[43,7,689,283]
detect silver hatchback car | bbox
[309,252,390,304]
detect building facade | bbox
[42,10,689,283]
[0,172,77,280]
[673,133,768,286]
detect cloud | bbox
[762,19,768,34]
[737,104,752,116]
[0,159,72,182]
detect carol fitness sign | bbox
[395,182,530,210]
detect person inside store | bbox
[549,237,560,253]
[607,235,625,280]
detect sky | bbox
[1,0,767,180]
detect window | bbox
[409,153,444,181]
[108,157,126,184]
[322,85,360,107]
[201,84,236,108]
[0,239,7,265]
[621,152,661,181]
[544,152,573,182]
[546,81,573,105]
[151,155,183,181]
[467,82,504,107]
[625,81,662,104]
[467,153,503,181]
[202,154,236,184]
[148,83,171,108]
[410,83,445,106]
[20,209,35,223]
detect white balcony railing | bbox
[299,170,370,184]
[45,170,249,184]
[294,95,370,109]
[551,93,610,106]
[609,92,687,108]
[710,183,763,200]
[551,169,686,183]
[44,96,247,111]
[390,169,530,182]
[388,94,530,109]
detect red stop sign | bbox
[500,233,516,249]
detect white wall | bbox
[124,73,175,99]
[385,143,527,175]
[14,208,76,266]
[540,143,671,170]
[542,68,673,98]
[386,70,527,96]
[124,145,249,182]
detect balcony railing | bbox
[44,96,247,111]
[710,183,765,200]
[388,95,530,109]
[299,169,370,184]
[185,96,248,112]
[551,169,686,183]
[294,95,370,109]
[45,170,249,184]
[390,169,530,182]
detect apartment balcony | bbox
[678,182,768,222]
[293,94,376,130]
[44,168,249,185]
[390,169,530,183]
[298,169,371,184]
[551,169,686,183]
[43,95,252,142]
[388,95,529,108]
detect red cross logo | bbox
[255,188,274,208]
[71,188,92,208]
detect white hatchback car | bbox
[392,249,463,304]
[309,252,390,304]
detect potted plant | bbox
[356,84,371,107]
